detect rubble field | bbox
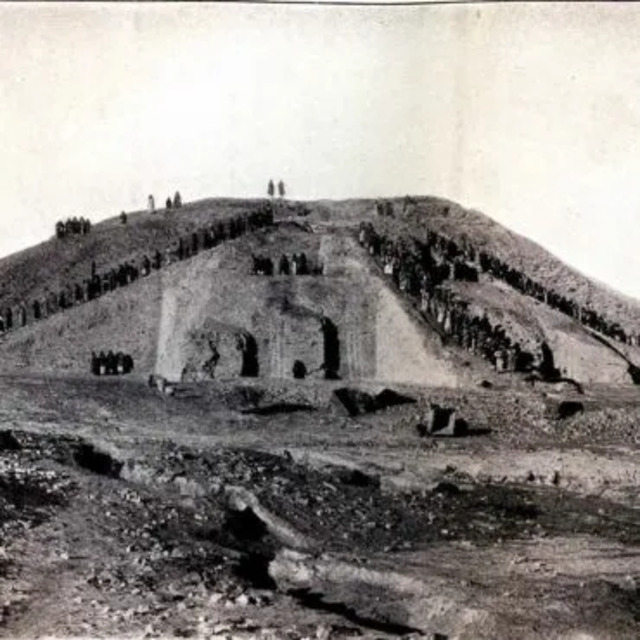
[1,376,640,638]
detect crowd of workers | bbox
[475,249,632,344]
[359,221,552,375]
[250,252,323,276]
[361,216,639,348]
[2,194,638,381]
[375,198,634,345]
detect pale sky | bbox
[2,3,640,297]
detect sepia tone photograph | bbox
[1,1,640,638]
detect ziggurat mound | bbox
[0,195,637,387]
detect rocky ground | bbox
[1,376,640,638]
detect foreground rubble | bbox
[0,376,640,638]
[1,416,640,639]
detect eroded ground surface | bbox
[1,375,640,639]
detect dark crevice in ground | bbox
[72,443,123,478]
[289,588,423,636]
[235,552,277,590]
[0,430,21,452]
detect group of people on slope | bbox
[251,252,323,276]
[55,217,92,238]
[361,211,639,351]
[360,222,558,378]
[91,351,134,376]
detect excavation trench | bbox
[222,493,427,635]
[35,436,640,636]
[268,548,484,637]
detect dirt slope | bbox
[450,280,634,384]
[0,198,266,310]
[2,375,640,638]
[395,196,640,330]
[5,194,640,329]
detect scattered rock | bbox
[336,468,380,489]
[235,593,250,607]
[556,400,585,420]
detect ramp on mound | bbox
[154,247,461,386]
[0,235,463,387]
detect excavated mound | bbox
[0,224,467,387]
[0,196,637,387]
[2,198,640,638]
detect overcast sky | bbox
[2,3,640,297]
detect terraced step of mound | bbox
[449,280,637,385]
